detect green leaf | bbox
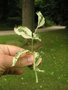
[36,11,45,28]
[14,26,32,39]
[12,50,29,66]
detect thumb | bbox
[0,54,34,69]
[15,54,34,68]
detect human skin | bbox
[0,44,33,75]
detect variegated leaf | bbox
[36,68,45,73]
[14,26,32,39]
[12,50,29,66]
[35,58,42,67]
[34,52,39,62]
[36,11,45,28]
[33,33,41,41]
[34,52,42,66]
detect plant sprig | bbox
[12,11,45,83]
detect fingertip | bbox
[16,70,23,75]
[27,55,34,64]
[3,69,23,75]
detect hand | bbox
[0,44,33,76]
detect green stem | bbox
[32,38,33,52]
[31,36,38,83]
[35,69,38,83]
[33,52,38,83]
[35,26,38,33]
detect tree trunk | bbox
[22,0,34,31]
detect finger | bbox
[0,54,13,68]
[3,69,23,75]
[0,44,23,56]
[0,54,33,69]
[15,54,34,68]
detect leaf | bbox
[34,52,44,72]
[12,50,29,66]
[36,11,45,28]
[34,52,42,66]
[33,33,41,41]
[36,68,45,73]
[34,52,40,62]
[35,58,42,67]
[14,26,32,39]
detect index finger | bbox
[0,44,24,56]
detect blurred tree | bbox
[0,0,68,27]
[22,0,35,31]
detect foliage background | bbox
[0,0,68,28]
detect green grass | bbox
[0,29,68,90]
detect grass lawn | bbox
[0,29,68,90]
